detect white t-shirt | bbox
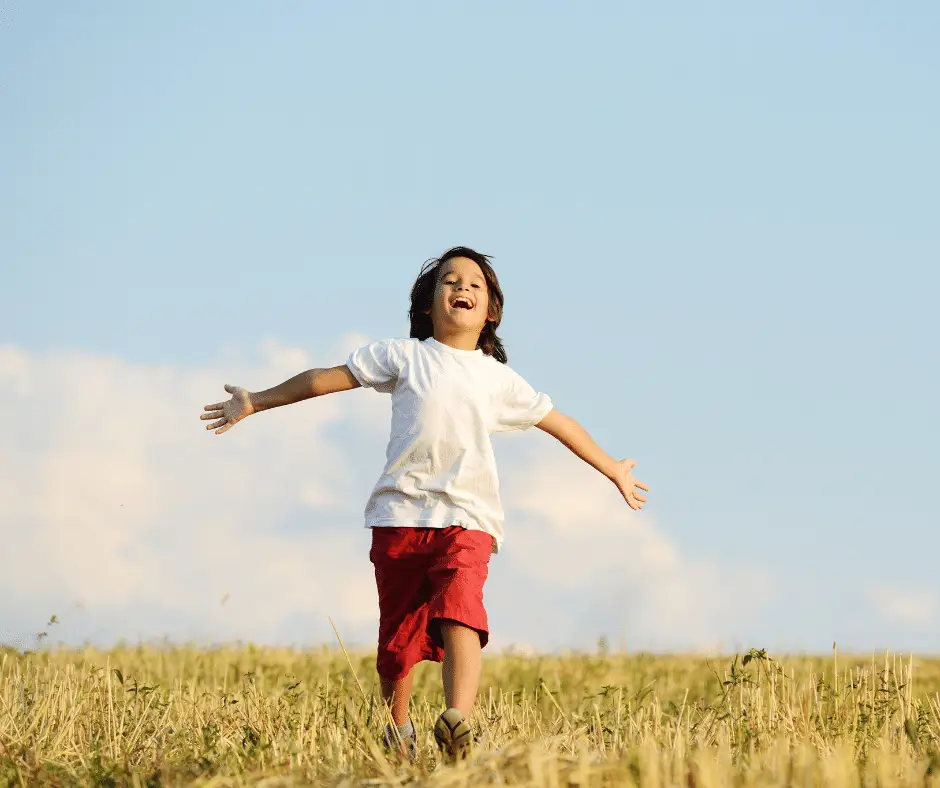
[345,336,553,553]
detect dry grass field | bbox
[2,642,940,786]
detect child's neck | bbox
[431,329,480,352]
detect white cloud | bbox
[0,338,771,652]
[0,335,385,648]
[867,586,937,627]
[0,346,31,395]
[493,436,773,651]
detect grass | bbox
[2,642,940,786]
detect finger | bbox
[204,402,224,411]
[200,411,222,421]
[205,418,228,431]
[635,481,650,492]
[215,421,234,435]
[634,493,648,503]
[623,459,637,469]
[224,384,235,394]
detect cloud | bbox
[867,586,937,627]
[0,338,771,653]
[491,437,773,651]
[0,335,386,649]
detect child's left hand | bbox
[611,459,649,510]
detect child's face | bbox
[426,256,493,337]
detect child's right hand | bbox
[201,384,255,435]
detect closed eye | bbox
[444,280,484,287]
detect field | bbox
[2,643,940,786]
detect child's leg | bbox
[371,527,437,729]
[380,671,414,727]
[440,620,482,718]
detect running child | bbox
[200,246,649,761]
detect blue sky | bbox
[2,2,938,654]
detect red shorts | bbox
[370,526,493,680]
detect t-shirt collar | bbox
[424,337,483,356]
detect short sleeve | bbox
[493,366,553,431]
[345,339,402,394]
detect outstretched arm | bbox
[535,408,649,510]
[200,364,361,435]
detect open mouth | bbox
[451,297,474,310]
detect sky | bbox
[1,2,938,656]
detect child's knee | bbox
[437,618,482,646]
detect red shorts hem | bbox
[376,648,441,681]
[427,614,490,650]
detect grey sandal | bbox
[433,708,473,761]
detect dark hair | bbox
[409,246,507,364]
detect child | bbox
[200,246,649,761]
